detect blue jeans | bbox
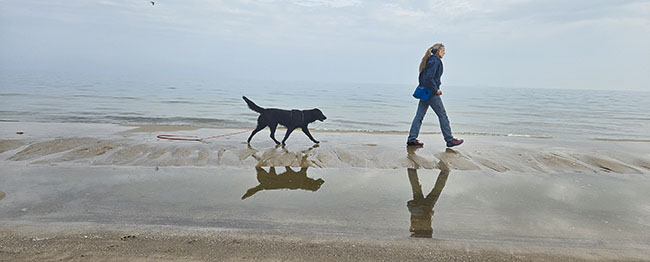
[408,95,453,143]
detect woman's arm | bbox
[433,62,442,89]
[425,59,441,94]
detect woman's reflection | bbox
[407,166,450,238]
[242,166,325,200]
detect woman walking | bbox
[407,43,463,147]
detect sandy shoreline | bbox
[1,122,650,261]
[1,122,648,173]
[0,223,612,262]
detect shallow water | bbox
[1,72,649,140]
[1,165,649,257]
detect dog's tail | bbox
[242,96,264,113]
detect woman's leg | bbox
[428,96,454,142]
[408,99,429,142]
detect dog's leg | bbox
[301,126,319,144]
[269,123,281,144]
[247,124,266,143]
[281,127,296,145]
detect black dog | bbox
[243,96,326,145]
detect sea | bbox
[1,72,649,141]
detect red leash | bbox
[157,129,253,142]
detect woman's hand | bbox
[436,90,442,96]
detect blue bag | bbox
[412,86,431,101]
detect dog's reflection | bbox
[242,166,325,200]
[407,167,450,238]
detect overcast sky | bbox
[1,0,649,90]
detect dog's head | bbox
[312,108,327,122]
[304,178,325,191]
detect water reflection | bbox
[242,166,325,200]
[407,167,450,238]
[406,146,451,238]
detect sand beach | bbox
[3,0,650,260]
[1,122,649,261]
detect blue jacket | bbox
[418,55,443,94]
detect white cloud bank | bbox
[1,0,649,90]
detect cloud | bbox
[290,0,361,8]
[5,0,647,42]
[2,0,648,89]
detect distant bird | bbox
[150,1,154,5]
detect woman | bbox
[407,43,463,147]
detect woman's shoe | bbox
[407,139,424,146]
[446,138,463,147]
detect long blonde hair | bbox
[419,43,444,73]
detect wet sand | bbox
[2,165,650,260]
[0,226,600,262]
[1,122,650,261]
[1,122,649,173]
